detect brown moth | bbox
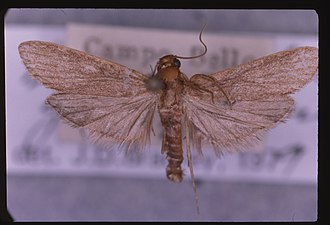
[18,30,318,212]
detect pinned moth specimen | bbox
[18,28,318,212]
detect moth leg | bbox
[151,126,156,137]
[188,82,215,104]
[199,86,215,104]
[184,109,200,214]
[190,74,233,108]
[212,79,235,109]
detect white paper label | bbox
[6,23,318,184]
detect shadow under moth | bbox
[18,29,318,213]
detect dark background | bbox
[5,9,318,221]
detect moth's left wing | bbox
[183,93,293,155]
[183,47,318,155]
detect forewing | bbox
[19,41,158,149]
[18,41,148,97]
[183,47,318,154]
[211,47,318,101]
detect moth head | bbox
[155,26,207,73]
[156,55,181,71]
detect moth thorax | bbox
[156,66,181,83]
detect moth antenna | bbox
[150,63,158,77]
[175,24,207,60]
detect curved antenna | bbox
[175,24,208,60]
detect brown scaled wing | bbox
[18,41,158,150]
[183,47,318,155]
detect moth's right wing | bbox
[18,41,148,97]
[19,41,158,150]
[47,93,157,150]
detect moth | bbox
[18,30,318,212]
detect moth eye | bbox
[174,59,181,68]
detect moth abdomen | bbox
[160,109,184,183]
